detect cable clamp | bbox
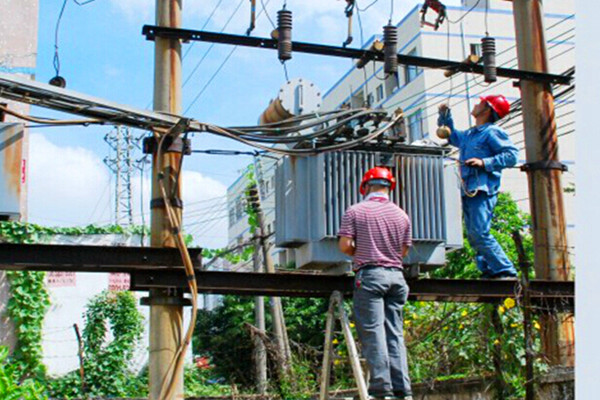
[520,160,568,172]
[151,197,184,209]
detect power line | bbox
[182,0,226,60]
[182,0,246,88]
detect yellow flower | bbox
[510,323,519,328]
[332,338,339,345]
[493,339,500,346]
[533,321,541,330]
[412,313,418,320]
[404,320,411,327]
[334,360,341,366]
[504,298,516,310]
[443,326,449,331]
[338,351,344,356]
[461,310,468,317]
[498,306,505,314]
[459,324,464,330]
[349,322,355,328]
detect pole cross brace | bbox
[520,160,568,172]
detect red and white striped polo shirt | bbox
[338,193,412,271]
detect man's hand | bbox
[465,158,485,168]
[438,103,450,113]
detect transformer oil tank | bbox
[259,78,321,124]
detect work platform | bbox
[0,243,573,311]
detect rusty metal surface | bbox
[0,243,202,272]
[0,123,23,219]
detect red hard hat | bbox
[480,95,510,119]
[359,167,396,195]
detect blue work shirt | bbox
[438,110,518,196]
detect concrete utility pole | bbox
[252,239,268,394]
[149,0,185,399]
[512,0,574,366]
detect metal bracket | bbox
[142,135,191,155]
[141,25,572,85]
[140,295,192,307]
[151,197,184,209]
[520,160,568,172]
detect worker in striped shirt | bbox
[338,166,413,400]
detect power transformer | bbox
[275,146,462,271]
[0,123,25,221]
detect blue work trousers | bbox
[353,267,412,396]
[462,192,517,276]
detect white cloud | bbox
[108,0,153,24]
[28,133,112,226]
[28,134,228,250]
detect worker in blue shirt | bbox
[438,95,519,279]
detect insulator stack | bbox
[481,36,497,83]
[383,24,398,74]
[277,9,293,61]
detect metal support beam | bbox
[0,243,572,310]
[141,25,572,85]
[129,270,573,311]
[0,243,201,272]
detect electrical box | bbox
[0,123,25,221]
[275,147,463,270]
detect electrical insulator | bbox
[481,36,497,83]
[277,9,293,62]
[259,78,321,125]
[49,76,66,88]
[383,24,398,75]
[436,126,451,139]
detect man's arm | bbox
[339,237,356,256]
[338,209,356,257]
[438,105,466,147]
[481,127,519,171]
[401,245,410,258]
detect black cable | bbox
[53,0,69,77]
[484,0,489,35]
[184,0,273,113]
[357,0,379,12]
[182,0,245,88]
[260,0,276,29]
[446,0,482,24]
[182,0,226,60]
[184,46,238,114]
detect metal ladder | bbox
[319,290,369,400]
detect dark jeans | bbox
[353,266,412,396]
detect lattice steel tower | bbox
[103,126,134,226]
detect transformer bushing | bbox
[383,24,399,75]
[277,9,293,61]
[482,36,497,83]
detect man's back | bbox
[338,196,412,270]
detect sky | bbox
[27,0,463,248]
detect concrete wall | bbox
[0,0,38,355]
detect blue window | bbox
[376,84,384,102]
[408,110,425,141]
[404,48,420,83]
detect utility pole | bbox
[148,1,185,399]
[252,225,268,394]
[252,158,292,369]
[512,0,574,366]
